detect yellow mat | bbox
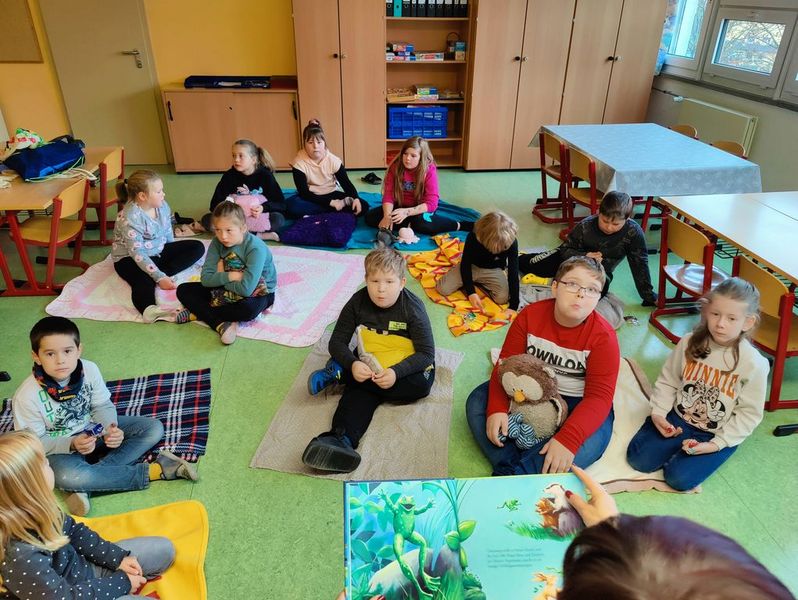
[407,234,515,336]
[76,500,208,600]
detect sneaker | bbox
[174,308,194,324]
[302,434,361,473]
[143,304,176,323]
[257,231,280,242]
[361,172,382,185]
[155,449,199,481]
[217,321,238,345]
[308,358,344,395]
[64,491,91,516]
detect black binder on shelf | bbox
[435,0,445,17]
[386,0,393,16]
[444,0,453,17]
[402,0,411,16]
[411,0,417,16]
[418,0,427,17]
[458,0,468,17]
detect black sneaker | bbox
[302,434,361,473]
[361,172,382,185]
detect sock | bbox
[148,462,164,481]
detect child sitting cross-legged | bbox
[11,317,198,517]
[301,247,435,473]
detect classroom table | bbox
[539,123,762,197]
[0,146,117,296]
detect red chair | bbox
[85,147,124,245]
[559,146,600,241]
[649,215,729,343]
[533,131,569,224]
[733,255,798,411]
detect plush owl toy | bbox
[496,354,569,449]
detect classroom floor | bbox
[1,167,796,598]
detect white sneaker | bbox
[64,492,91,516]
[143,304,176,323]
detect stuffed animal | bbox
[496,354,568,449]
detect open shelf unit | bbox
[385,14,472,167]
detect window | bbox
[661,0,713,74]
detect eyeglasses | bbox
[555,280,602,298]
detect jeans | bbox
[47,416,164,493]
[92,536,175,599]
[626,409,737,491]
[465,381,614,475]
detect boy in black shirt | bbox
[302,248,435,473]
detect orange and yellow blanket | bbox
[407,234,515,336]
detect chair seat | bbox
[543,164,562,179]
[663,263,728,296]
[19,217,83,244]
[87,185,119,207]
[569,186,601,207]
[754,312,798,354]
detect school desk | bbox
[0,146,117,296]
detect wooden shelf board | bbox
[386,99,465,104]
[386,17,469,21]
[386,60,467,65]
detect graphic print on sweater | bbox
[525,334,589,397]
[676,360,738,431]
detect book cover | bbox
[387,0,393,17]
[344,473,585,600]
[417,0,427,17]
[394,0,403,17]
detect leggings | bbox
[176,282,275,330]
[364,205,460,235]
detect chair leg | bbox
[98,202,108,244]
[641,197,653,232]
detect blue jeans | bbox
[626,409,737,491]
[465,381,614,475]
[92,536,175,599]
[48,416,164,493]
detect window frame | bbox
[662,0,715,77]
[778,32,798,100]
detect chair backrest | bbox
[102,147,125,181]
[56,178,89,219]
[670,124,698,139]
[666,215,712,265]
[711,140,746,158]
[735,255,789,318]
[541,132,565,164]
[567,146,594,181]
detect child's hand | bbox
[682,439,719,455]
[236,184,250,194]
[503,308,517,321]
[119,556,143,577]
[539,437,575,473]
[330,199,346,211]
[390,208,410,224]
[351,361,374,382]
[372,368,396,389]
[157,277,177,290]
[251,203,263,218]
[104,423,124,449]
[586,251,603,263]
[125,571,147,593]
[467,293,484,313]
[652,414,683,438]
[227,271,243,282]
[566,465,619,527]
[378,215,392,230]
[486,412,509,447]
[71,433,96,455]
[351,198,363,215]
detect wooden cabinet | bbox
[162,89,299,172]
[292,0,385,168]
[466,0,666,170]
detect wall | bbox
[0,0,296,145]
[647,75,798,192]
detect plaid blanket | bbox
[0,369,211,462]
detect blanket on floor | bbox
[0,369,212,462]
[45,243,365,347]
[407,234,514,336]
[76,500,208,600]
[250,332,464,480]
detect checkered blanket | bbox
[0,369,211,462]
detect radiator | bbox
[675,97,757,154]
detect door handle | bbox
[513,56,521,61]
[167,100,173,121]
[333,52,339,58]
[122,48,143,68]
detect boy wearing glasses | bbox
[466,256,620,476]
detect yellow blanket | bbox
[407,234,514,336]
[76,500,208,600]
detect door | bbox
[602,0,668,124]
[510,0,575,169]
[558,0,623,125]
[465,0,528,169]
[233,92,300,170]
[162,91,233,172]
[292,0,345,158]
[39,0,167,164]
[339,0,386,168]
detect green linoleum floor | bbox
[1,166,797,598]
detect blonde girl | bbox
[365,136,475,235]
[0,430,175,599]
[627,277,769,490]
[206,139,286,241]
[111,170,205,322]
[176,202,277,345]
[289,119,363,218]
[435,210,520,314]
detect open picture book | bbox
[344,473,586,600]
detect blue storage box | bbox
[388,106,448,139]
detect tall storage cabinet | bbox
[292,0,385,168]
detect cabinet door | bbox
[511,0,575,169]
[339,0,386,168]
[163,91,233,172]
[465,0,527,170]
[603,0,667,124]
[292,0,344,157]
[232,92,300,171]
[559,0,623,125]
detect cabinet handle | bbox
[522,56,528,62]
[292,100,297,120]
[606,56,615,61]
[513,56,521,61]
[614,56,620,61]
[341,53,348,59]
[166,100,173,121]
[333,52,339,58]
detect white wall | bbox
[647,75,798,191]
